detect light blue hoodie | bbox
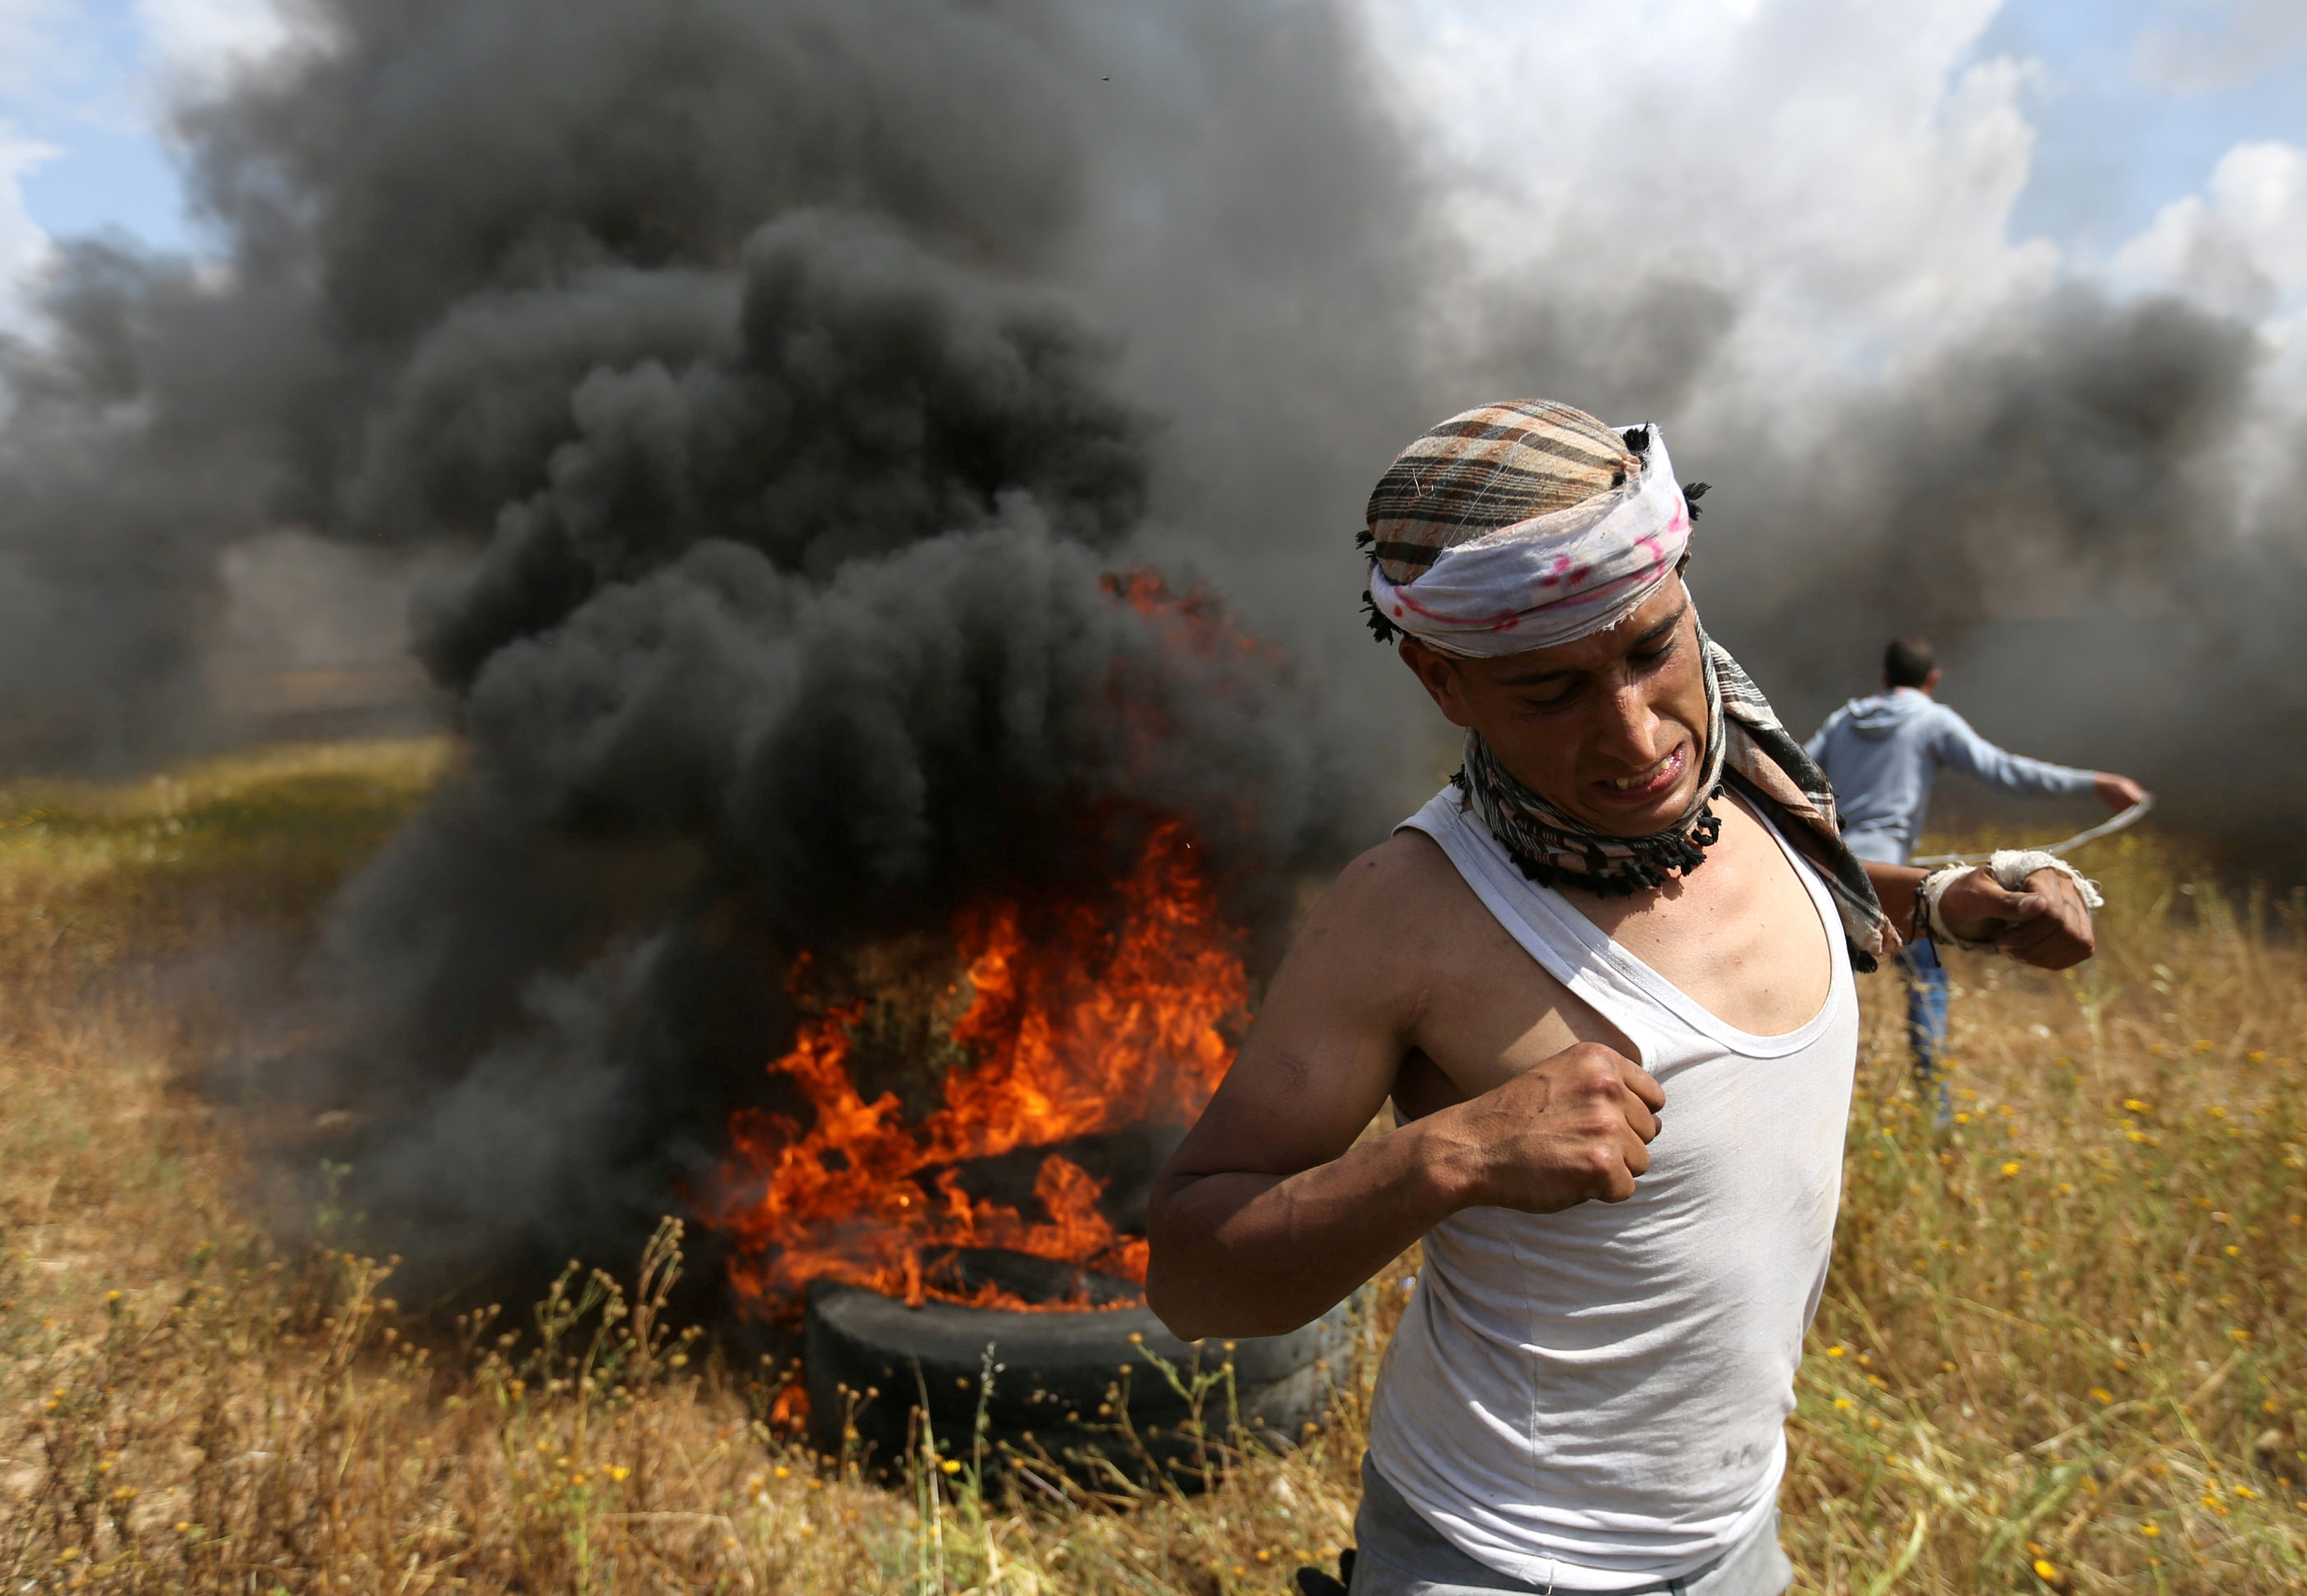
[1803,688,2096,866]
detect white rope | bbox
[1907,795,2155,868]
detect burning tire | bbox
[806,1266,1350,1482]
[704,820,1322,1480]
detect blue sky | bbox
[1982,0,2307,255]
[3,0,2306,292]
[3,0,227,255]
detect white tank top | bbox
[1367,787,1859,1592]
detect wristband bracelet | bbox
[1987,849,2104,909]
[1916,853,2105,954]
[1917,865,1998,952]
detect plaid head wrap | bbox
[1364,400,1893,970]
[1363,400,1696,656]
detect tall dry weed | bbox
[1784,832,2307,1591]
[0,747,2301,1592]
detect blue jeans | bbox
[1898,939,1951,1122]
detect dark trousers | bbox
[1345,1455,1792,1596]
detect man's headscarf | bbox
[1364,400,1893,970]
[1364,400,1691,654]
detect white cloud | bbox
[2113,140,2307,320]
[0,124,56,339]
[0,0,77,102]
[2109,138,2307,536]
[2136,0,2307,93]
[1363,0,2062,440]
[135,0,297,90]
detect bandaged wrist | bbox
[1988,849,2105,909]
[1918,865,1999,952]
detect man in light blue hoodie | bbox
[1806,637,2146,1112]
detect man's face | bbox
[1400,574,1709,837]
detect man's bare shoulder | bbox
[1272,823,1598,1096]
[1308,826,1477,930]
[1275,826,1505,1009]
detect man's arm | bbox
[1144,840,1662,1342]
[1861,860,2097,971]
[1933,707,2146,812]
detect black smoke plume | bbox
[7,0,2307,1294]
[1688,288,2306,856]
[0,0,1413,1294]
[289,213,1359,1289]
[1460,276,2307,859]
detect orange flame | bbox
[705,820,1247,1317]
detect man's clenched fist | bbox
[1937,866,2097,971]
[1431,1042,1665,1213]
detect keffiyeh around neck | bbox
[1458,622,1894,971]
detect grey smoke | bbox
[322,517,1350,1282]
[409,209,1151,688]
[1686,288,2301,851]
[30,0,1411,1293]
[5,0,2305,1292]
[1465,274,2305,854]
[1,0,1439,770]
[1683,288,2258,681]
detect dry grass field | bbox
[1,738,2303,1594]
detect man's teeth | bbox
[1609,754,1675,789]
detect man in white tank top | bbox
[1145,401,2102,1595]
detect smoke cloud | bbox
[7,0,1412,1292]
[1378,0,2307,856]
[7,0,2307,1287]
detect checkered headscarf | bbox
[1361,400,1700,656]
